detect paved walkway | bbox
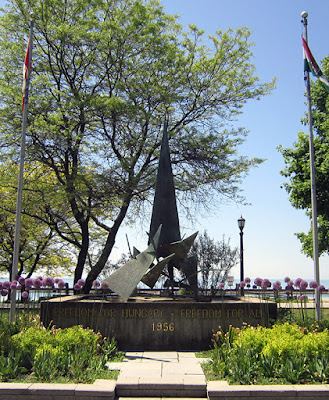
[110,351,208,398]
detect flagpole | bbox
[301,11,321,321]
[10,14,34,323]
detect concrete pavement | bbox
[113,351,207,398]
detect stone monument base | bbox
[41,294,277,350]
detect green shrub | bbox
[54,325,99,354]
[207,322,329,385]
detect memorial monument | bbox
[41,122,277,350]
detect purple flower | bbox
[298,295,305,301]
[17,284,22,290]
[33,279,42,288]
[318,285,326,292]
[261,279,271,290]
[219,282,225,289]
[18,277,25,285]
[21,291,29,299]
[45,276,54,288]
[245,277,251,284]
[73,283,81,291]
[273,281,282,291]
[92,280,100,288]
[294,278,302,288]
[10,283,17,290]
[310,281,318,289]
[58,280,66,289]
[25,278,33,287]
[3,281,10,289]
[288,280,294,287]
[1,289,8,297]
[101,281,109,290]
[284,276,290,283]
[77,279,85,287]
[254,277,263,287]
[300,280,308,291]
[239,281,246,288]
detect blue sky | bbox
[116,0,329,282]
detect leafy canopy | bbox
[0,0,274,285]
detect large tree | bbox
[0,161,75,278]
[279,55,329,257]
[0,0,274,290]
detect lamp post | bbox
[238,216,245,296]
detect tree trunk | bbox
[82,196,131,293]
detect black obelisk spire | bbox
[149,121,181,249]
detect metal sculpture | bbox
[103,122,198,300]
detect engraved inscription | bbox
[152,322,175,332]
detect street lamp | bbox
[238,216,245,295]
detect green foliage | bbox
[4,322,121,382]
[0,161,76,277]
[0,0,274,286]
[207,323,329,384]
[279,54,329,256]
[0,351,27,381]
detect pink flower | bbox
[245,277,251,284]
[101,281,109,290]
[239,281,246,288]
[21,291,29,299]
[93,280,100,288]
[284,276,290,283]
[273,281,282,291]
[318,285,326,292]
[74,283,81,291]
[77,279,85,287]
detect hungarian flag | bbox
[302,36,329,93]
[22,38,31,110]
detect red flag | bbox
[22,38,30,110]
[302,36,329,93]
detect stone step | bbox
[116,377,207,398]
[117,398,207,400]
